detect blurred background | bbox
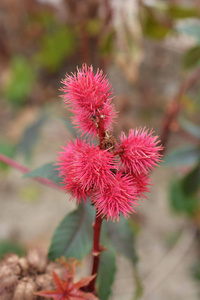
[0,0,200,299]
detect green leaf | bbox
[181,164,200,196]
[3,56,36,105]
[0,240,25,260]
[104,218,143,300]
[179,117,200,140]
[170,180,198,216]
[167,4,199,19]
[16,112,48,161]
[97,247,116,300]
[48,203,95,260]
[163,146,200,166]
[36,25,76,72]
[192,259,200,281]
[31,11,55,30]
[24,162,60,184]
[182,45,200,69]
[106,217,137,265]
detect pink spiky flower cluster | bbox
[57,139,115,203]
[61,64,116,137]
[57,64,162,222]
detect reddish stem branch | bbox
[87,214,103,293]
[86,115,106,293]
[160,66,200,155]
[98,116,106,149]
[0,153,62,191]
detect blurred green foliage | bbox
[85,18,102,36]
[170,180,198,217]
[97,247,116,300]
[140,2,200,71]
[182,164,200,196]
[179,117,200,140]
[2,0,200,106]
[163,146,200,166]
[0,240,25,260]
[167,4,199,19]
[0,142,16,170]
[3,56,36,106]
[166,116,200,218]
[192,259,200,281]
[99,29,115,56]
[16,112,48,162]
[141,3,199,40]
[141,7,171,40]
[183,45,200,69]
[35,25,76,72]
[176,21,200,69]
[24,162,60,184]
[0,112,48,171]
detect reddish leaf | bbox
[73,274,96,290]
[35,261,99,300]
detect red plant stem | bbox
[0,153,62,191]
[87,116,106,293]
[87,214,103,293]
[98,116,106,149]
[160,66,200,155]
